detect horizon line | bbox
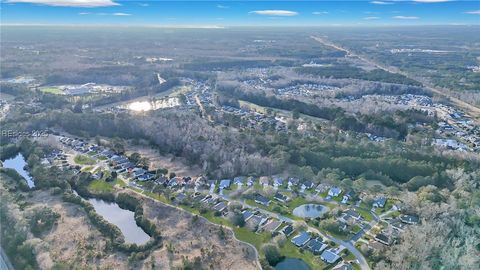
[1,23,479,28]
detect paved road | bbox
[220,193,371,270]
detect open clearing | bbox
[134,190,260,270]
[39,87,63,95]
[23,190,132,270]
[124,144,203,177]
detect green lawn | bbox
[74,154,96,165]
[343,249,357,261]
[280,241,327,270]
[356,208,374,221]
[40,87,63,95]
[114,178,126,187]
[88,179,113,193]
[81,166,94,172]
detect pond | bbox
[275,258,311,270]
[2,153,35,188]
[86,197,151,245]
[292,204,328,218]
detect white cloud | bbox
[138,3,148,7]
[393,15,419,19]
[78,12,130,16]
[312,11,328,15]
[364,16,380,20]
[370,1,393,5]
[413,0,451,3]
[464,10,480,15]
[216,4,228,9]
[249,10,298,17]
[5,0,119,7]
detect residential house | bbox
[320,249,341,264]
[373,197,387,208]
[242,210,255,221]
[219,179,231,189]
[315,183,331,193]
[374,233,391,245]
[273,177,284,188]
[400,214,419,225]
[273,193,288,203]
[281,225,294,236]
[301,180,315,191]
[262,220,283,232]
[389,218,406,231]
[246,176,254,187]
[342,190,356,204]
[138,173,154,181]
[234,176,245,187]
[255,194,271,206]
[344,209,362,221]
[291,231,311,247]
[287,177,300,189]
[306,238,328,254]
[133,168,147,178]
[121,162,136,171]
[169,176,186,187]
[213,201,228,212]
[247,215,268,230]
[328,187,342,197]
[155,175,168,185]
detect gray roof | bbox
[255,194,270,205]
[321,249,340,264]
[291,231,311,247]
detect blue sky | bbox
[1,0,479,26]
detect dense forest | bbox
[296,65,422,86]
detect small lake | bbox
[86,197,151,245]
[2,153,35,188]
[275,258,311,270]
[292,204,328,218]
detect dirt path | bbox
[311,36,480,120]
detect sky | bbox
[1,0,479,26]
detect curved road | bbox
[222,193,371,270]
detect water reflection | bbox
[125,97,180,112]
[292,204,328,218]
[2,153,35,188]
[86,198,151,245]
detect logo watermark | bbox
[1,129,49,138]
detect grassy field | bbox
[88,179,113,193]
[239,100,268,114]
[74,154,96,165]
[356,208,374,221]
[40,87,63,95]
[81,166,94,172]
